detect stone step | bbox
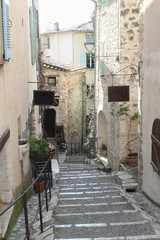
[55,202,134,214]
[58,185,119,192]
[54,210,143,225]
[58,195,125,205]
[54,236,160,240]
[54,222,155,239]
[58,177,115,185]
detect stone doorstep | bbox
[118,174,133,180]
[122,182,138,188]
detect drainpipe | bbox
[91,0,98,157]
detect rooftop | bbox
[41,56,86,72]
[41,21,94,35]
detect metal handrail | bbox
[0,157,52,240]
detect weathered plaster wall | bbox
[142,0,160,205]
[41,33,73,63]
[0,0,39,204]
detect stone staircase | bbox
[53,163,160,239]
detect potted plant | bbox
[34,180,44,193]
[101,144,107,157]
[28,135,51,192]
[49,143,56,158]
[58,143,67,164]
[55,125,64,144]
[111,102,138,166]
[28,134,50,162]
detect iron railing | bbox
[0,157,52,240]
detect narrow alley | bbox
[9,157,160,240]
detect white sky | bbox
[39,0,94,32]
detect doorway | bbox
[97,111,107,154]
[43,109,56,137]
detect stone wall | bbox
[96,0,141,170]
[41,66,86,150]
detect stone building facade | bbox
[40,22,95,122]
[94,0,141,170]
[40,57,86,152]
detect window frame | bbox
[86,53,94,69]
[48,76,57,86]
[1,0,11,61]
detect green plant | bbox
[49,143,56,152]
[58,143,66,152]
[102,144,107,150]
[110,102,138,155]
[28,134,50,161]
[55,125,64,135]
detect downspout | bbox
[91,0,98,157]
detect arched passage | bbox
[97,111,107,154]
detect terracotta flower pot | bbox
[101,149,107,157]
[126,152,138,167]
[50,151,55,159]
[34,180,44,193]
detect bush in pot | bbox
[101,144,107,157]
[28,134,51,192]
[28,134,50,161]
[111,102,138,166]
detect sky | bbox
[39,0,94,33]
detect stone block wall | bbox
[96,0,141,170]
[41,66,86,151]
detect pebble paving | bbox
[8,158,160,240]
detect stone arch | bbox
[97,111,107,154]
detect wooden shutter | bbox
[100,42,105,76]
[29,3,36,65]
[80,53,86,67]
[2,0,11,60]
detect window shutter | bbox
[2,0,11,60]
[80,53,86,67]
[29,5,36,65]
[100,42,105,76]
[101,0,106,9]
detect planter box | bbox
[18,143,29,161]
[58,151,67,164]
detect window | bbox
[151,118,160,176]
[86,53,94,68]
[0,0,11,61]
[80,53,94,68]
[48,76,56,86]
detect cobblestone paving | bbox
[8,158,160,240]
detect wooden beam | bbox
[0,129,10,152]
